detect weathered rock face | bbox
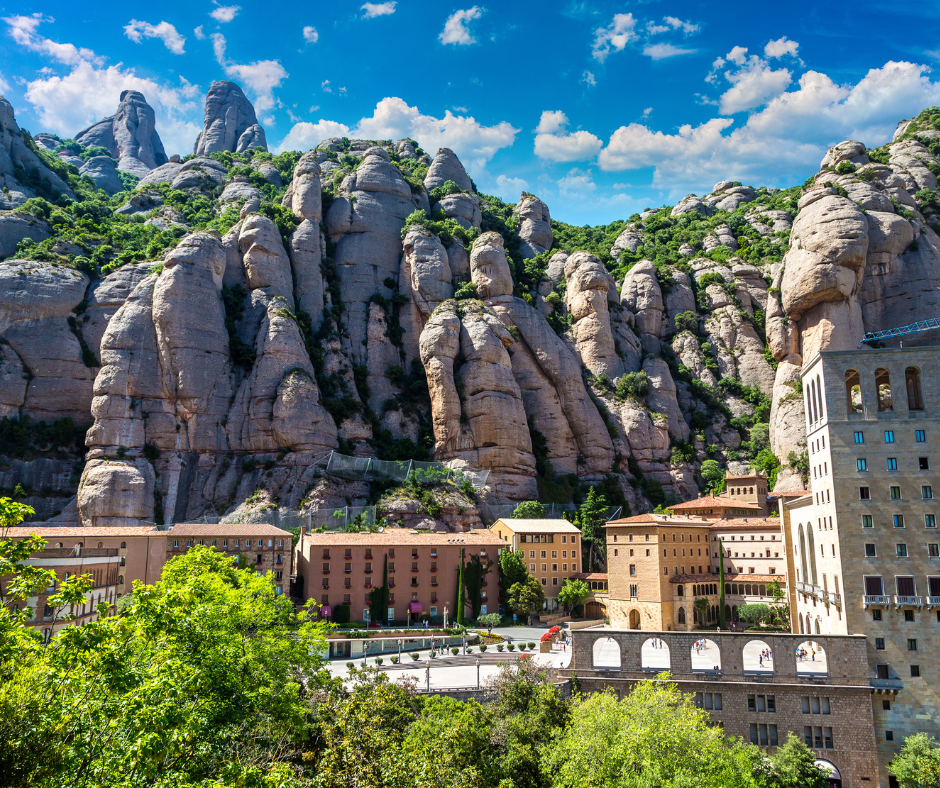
[620,260,664,352]
[0,97,75,209]
[564,251,623,377]
[420,299,536,499]
[74,90,169,177]
[193,81,267,155]
[514,194,552,258]
[424,147,473,192]
[400,226,452,365]
[0,212,51,260]
[469,232,514,302]
[79,156,124,195]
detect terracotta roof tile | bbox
[670,495,762,511]
[669,572,786,584]
[709,518,783,529]
[492,518,580,533]
[168,523,293,537]
[8,526,161,537]
[605,513,710,526]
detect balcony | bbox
[364,582,373,589]
[895,595,924,608]
[863,595,891,608]
[322,569,330,574]
[825,591,841,608]
[411,567,420,573]
[928,596,940,607]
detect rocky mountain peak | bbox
[194,80,267,155]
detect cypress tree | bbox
[718,538,727,628]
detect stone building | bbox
[489,518,582,608]
[782,345,940,785]
[560,628,879,787]
[294,529,504,623]
[0,541,121,640]
[165,523,293,595]
[604,513,787,631]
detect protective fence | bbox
[325,452,490,489]
[479,501,622,526]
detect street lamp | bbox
[476,657,480,689]
[397,638,402,664]
[462,634,466,655]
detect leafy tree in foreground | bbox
[511,500,546,518]
[477,612,502,633]
[542,677,761,788]
[889,732,940,788]
[769,733,830,788]
[507,575,545,616]
[499,547,529,589]
[556,578,590,614]
[579,487,608,572]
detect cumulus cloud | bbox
[534,110,603,162]
[321,80,332,92]
[276,96,518,173]
[765,36,799,59]
[123,20,186,54]
[644,43,696,60]
[3,13,101,66]
[556,168,597,196]
[710,46,792,114]
[210,4,240,23]
[0,72,9,93]
[361,2,397,18]
[595,60,940,190]
[582,70,596,87]
[440,7,482,45]
[302,26,318,43]
[212,33,287,115]
[494,173,529,200]
[648,17,698,35]
[194,25,205,40]
[591,13,636,62]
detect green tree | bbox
[477,612,502,632]
[506,575,545,616]
[511,500,547,518]
[694,596,710,626]
[499,548,529,589]
[556,578,590,614]
[701,459,724,491]
[579,487,609,572]
[369,554,390,624]
[456,546,466,625]
[771,733,830,788]
[889,732,940,788]
[718,538,727,628]
[674,310,698,333]
[738,603,773,626]
[542,678,761,788]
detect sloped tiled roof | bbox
[301,529,503,546]
[168,523,292,537]
[492,518,580,533]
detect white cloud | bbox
[595,59,940,190]
[0,72,9,93]
[211,33,287,115]
[194,25,205,40]
[663,16,699,34]
[210,4,240,23]
[765,36,799,59]
[277,96,518,173]
[644,43,696,60]
[556,167,596,196]
[321,79,332,93]
[591,13,636,62]
[123,20,186,54]
[276,119,352,151]
[534,110,602,162]
[302,25,318,43]
[440,7,482,45]
[3,13,102,66]
[361,2,397,18]
[641,107,653,118]
[727,46,748,66]
[713,47,792,114]
[582,70,597,87]
[494,173,529,200]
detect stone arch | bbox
[845,369,862,413]
[796,640,828,674]
[875,367,893,412]
[641,637,670,671]
[814,619,821,635]
[906,366,924,411]
[628,609,641,629]
[731,605,738,622]
[592,636,621,670]
[690,637,721,673]
[798,613,804,634]
[724,604,731,621]
[743,639,774,673]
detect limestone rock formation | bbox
[564,251,623,377]
[0,212,51,259]
[514,194,552,258]
[400,226,452,365]
[79,156,123,195]
[0,97,74,209]
[424,147,473,192]
[620,260,664,353]
[74,90,169,177]
[193,81,267,155]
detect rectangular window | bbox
[911,665,921,677]
[865,544,876,557]
[885,430,895,443]
[629,583,638,597]
[862,515,873,528]
[552,577,559,586]
[865,576,884,596]
[854,431,864,444]
[860,487,871,500]
[897,544,908,558]
[929,544,939,558]
[921,457,931,471]
[629,564,636,576]
[924,486,934,499]
[540,551,546,559]
[888,458,899,471]
[908,638,918,651]
[928,515,937,528]
[897,576,916,596]
[891,486,902,499]
[875,637,885,650]
[917,430,926,442]
[857,458,868,471]
[894,514,905,528]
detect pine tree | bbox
[579,487,609,572]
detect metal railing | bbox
[863,595,891,607]
[895,595,924,608]
[928,596,940,607]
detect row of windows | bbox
[326,562,444,572]
[860,512,936,528]
[528,549,576,559]
[865,543,940,558]
[857,457,930,472]
[854,429,928,444]
[844,366,924,415]
[173,538,283,549]
[528,563,577,574]
[697,693,826,714]
[322,548,482,560]
[519,534,577,544]
[864,575,940,598]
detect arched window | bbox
[798,613,804,634]
[806,525,818,586]
[118,575,124,584]
[798,525,808,585]
[810,379,819,423]
[120,541,126,549]
[906,367,924,411]
[120,557,125,566]
[845,369,862,413]
[677,607,686,624]
[814,619,821,635]
[816,376,826,421]
[876,368,893,412]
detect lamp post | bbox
[397,638,403,664]
[476,657,481,689]
[462,634,466,655]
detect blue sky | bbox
[2,1,940,223]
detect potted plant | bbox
[480,644,488,652]
[496,643,504,652]
[451,647,459,655]
[527,641,536,650]
[375,657,384,665]
[346,662,354,669]
[411,652,420,661]
[390,656,399,664]
[507,643,515,651]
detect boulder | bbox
[136,161,184,189]
[437,192,481,230]
[620,260,664,341]
[514,194,552,258]
[79,156,124,195]
[564,251,622,377]
[820,140,867,170]
[74,90,169,176]
[0,212,51,260]
[611,226,642,259]
[470,232,514,301]
[424,147,473,192]
[400,225,453,365]
[78,459,155,526]
[671,195,709,218]
[171,157,227,190]
[194,81,268,155]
